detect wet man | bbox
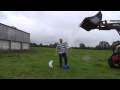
[56,38,68,68]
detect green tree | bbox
[95,41,110,50]
[79,43,86,49]
[39,43,43,47]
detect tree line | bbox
[30,43,58,48]
[30,40,120,50]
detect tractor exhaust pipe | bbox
[80,11,103,31]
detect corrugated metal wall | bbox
[0,23,30,50]
[11,41,21,50]
[0,40,9,50]
[0,23,30,43]
[23,43,30,50]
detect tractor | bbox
[80,11,120,68]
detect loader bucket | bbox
[80,11,102,31]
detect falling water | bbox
[67,27,81,54]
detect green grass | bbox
[0,47,120,79]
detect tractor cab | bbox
[114,45,120,55]
[108,45,120,68]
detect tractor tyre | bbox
[108,56,120,68]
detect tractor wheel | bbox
[108,56,120,68]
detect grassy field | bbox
[0,47,120,79]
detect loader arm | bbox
[80,11,120,35]
[97,20,120,35]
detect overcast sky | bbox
[0,11,120,47]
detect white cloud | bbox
[0,11,120,47]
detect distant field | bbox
[0,47,120,79]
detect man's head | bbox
[59,38,63,43]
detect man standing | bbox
[56,38,68,68]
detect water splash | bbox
[82,55,91,61]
